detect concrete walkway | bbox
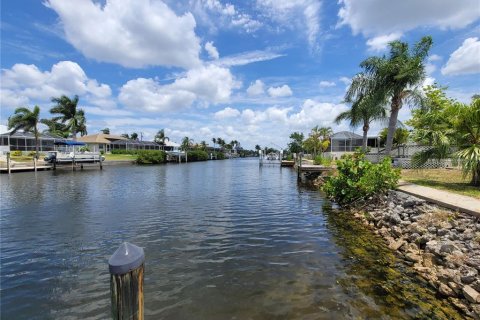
[397,181,480,217]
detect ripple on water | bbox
[1,160,463,319]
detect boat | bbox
[44,140,104,164]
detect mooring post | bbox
[33,156,37,172]
[99,154,103,170]
[109,242,145,320]
[7,152,11,174]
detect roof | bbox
[0,130,64,140]
[330,131,363,140]
[55,140,86,146]
[110,139,160,146]
[77,133,127,144]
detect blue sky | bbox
[1,0,479,148]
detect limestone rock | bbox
[463,285,480,303]
[438,283,456,297]
[459,265,479,284]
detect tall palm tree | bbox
[212,138,217,158]
[40,118,69,138]
[200,140,207,151]
[154,129,169,145]
[181,136,193,162]
[348,36,432,155]
[337,83,387,151]
[8,105,41,158]
[49,95,87,140]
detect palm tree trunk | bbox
[472,164,480,186]
[72,129,77,141]
[34,127,39,159]
[362,123,369,151]
[385,97,401,156]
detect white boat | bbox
[44,140,104,164]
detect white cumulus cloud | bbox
[267,84,293,97]
[441,37,480,76]
[338,0,480,36]
[214,107,241,119]
[366,32,402,51]
[119,65,241,112]
[246,80,266,96]
[46,0,201,69]
[1,61,112,108]
[205,41,219,60]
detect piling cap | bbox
[108,242,145,275]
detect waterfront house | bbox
[324,131,380,159]
[0,129,68,154]
[78,133,168,153]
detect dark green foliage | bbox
[322,154,400,205]
[216,152,226,160]
[288,132,304,154]
[136,150,167,164]
[187,150,209,161]
[111,149,139,155]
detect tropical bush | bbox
[11,150,23,156]
[408,86,480,186]
[136,150,167,164]
[322,153,400,205]
[111,149,139,155]
[313,155,333,166]
[216,152,226,160]
[187,150,209,161]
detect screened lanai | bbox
[0,131,66,153]
[109,139,163,151]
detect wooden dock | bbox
[0,164,53,173]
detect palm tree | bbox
[200,140,207,151]
[349,36,432,155]
[101,128,110,134]
[181,136,193,162]
[212,138,217,158]
[154,129,169,146]
[8,105,41,158]
[130,132,139,141]
[40,118,69,138]
[337,84,387,151]
[121,133,130,139]
[49,95,87,140]
[412,97,480,186]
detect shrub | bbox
[79,146,90,152]
[136,150,166,164]
[322,153,400,206]
[216,152,226,160]
[11,150,23,156]
[187,150,209,161]
[314,155,333,166]
[111,149,139,155]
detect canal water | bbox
[1,159,460,319]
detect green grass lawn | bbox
[104,154,137,161]
[401,169,480,199]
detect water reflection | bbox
[1,160,461,319]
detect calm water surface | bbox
[1,159,460,319]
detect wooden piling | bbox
[33,156,37,172]
[109,242,145,320]
[7,152,11,174]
